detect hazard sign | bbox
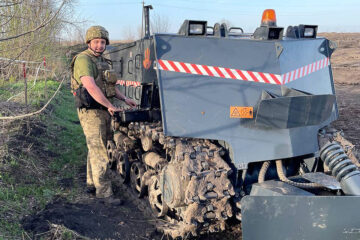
[230,106,253,119]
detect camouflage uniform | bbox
[77,107,112,198]
[71,26,116,198]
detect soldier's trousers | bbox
[77,108,112,198]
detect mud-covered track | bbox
[108,121,236,238]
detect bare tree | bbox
[0,0,80,80]
[119,13,171,41]
[151,13,171,34]
[121,25,137,41]
[0,0,66,42]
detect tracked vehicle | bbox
[104,7,360,239]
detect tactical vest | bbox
[70,50,117,108]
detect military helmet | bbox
[85,26,109,45]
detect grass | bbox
[0,78,59,104]
[46,86,87,172]
[0,80,87,239]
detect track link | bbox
[108,121,235,238]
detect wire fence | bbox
[0,56,67,121]
[0,76,65,120]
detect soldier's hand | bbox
[108,106,123,116]
[124,98,137,109]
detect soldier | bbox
[71,26,136,204]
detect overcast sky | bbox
[73,0,360,40]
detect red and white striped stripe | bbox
[157,59,282,85]
[281,57,330,84]
[116,80,141,87]
[157,57,330,85]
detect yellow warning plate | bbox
[230,106,253,119]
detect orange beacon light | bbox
[261,9,277,27]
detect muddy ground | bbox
[22,194,160,240]
[21,169,241,240]
[19,33,360,239]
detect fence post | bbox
[43,56,47,99]
[23,62,27,107]
[23,62,30,132]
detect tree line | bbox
[0,0,79,81]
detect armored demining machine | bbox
[103,6,360,239]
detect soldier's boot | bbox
[100,196,124,206]
[86,154,96,195]
[86,185,96,195]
